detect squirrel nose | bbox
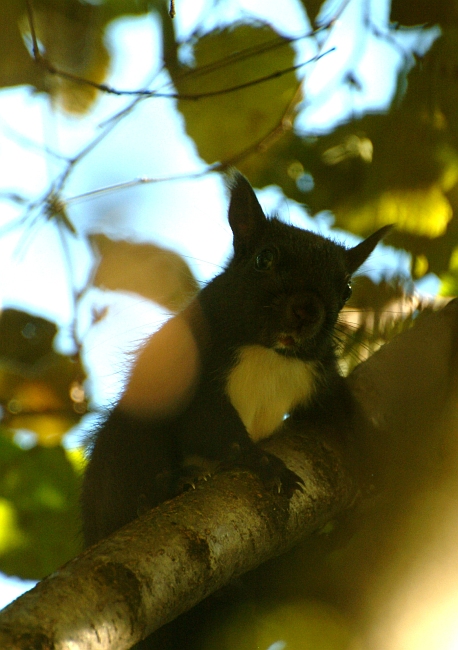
[289,294,325,333]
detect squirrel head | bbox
[222,171,391,360]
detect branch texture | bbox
[0,425,355,649]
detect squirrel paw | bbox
[175,457,220,494]
[227,448,304,498]
[258,452,305,498]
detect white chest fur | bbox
[225,345,319,442]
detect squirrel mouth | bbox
[275,334,300,349]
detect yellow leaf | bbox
[13,414,74,447]
[339,185,452,237]
[413,254,429,278]
[0,498,25,555]
[65,448,86,475]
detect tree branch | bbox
[0,299,456,649]
[0,425,355,649]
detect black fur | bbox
[82,172,390,547]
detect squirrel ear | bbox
[346,224,393,274]
[226,170,267,251]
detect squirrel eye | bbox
[255,248,275,271]
[342,281,352,303]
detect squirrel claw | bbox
[175,459,219,495]
[275,468,304,498]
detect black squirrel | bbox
[82,172,390,548]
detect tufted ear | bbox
[346,225,393,274]
[226,170,267,255]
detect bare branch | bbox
[0,424,355,649]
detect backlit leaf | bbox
[91,235,199,312]
[173,22,298,164]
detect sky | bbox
[0,0,440,609]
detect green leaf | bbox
[0,433,83,579]
[173,22,298,164]
[439,245,458,296]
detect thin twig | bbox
[28,48,334,101]
[24,0,335,101]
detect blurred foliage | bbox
[202,599,354,650]
[298,0,326,25]
[174,27,458,291]
[0,0,457,630]
[91,235,199,312]
[390,0,458,27]
[0,431,83,579]
[173,22,298,164]
[0,309,88,447]
[2,0,457,290]
[0,308,86,581]
[158,10,458,299]
[0,0,158,113]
